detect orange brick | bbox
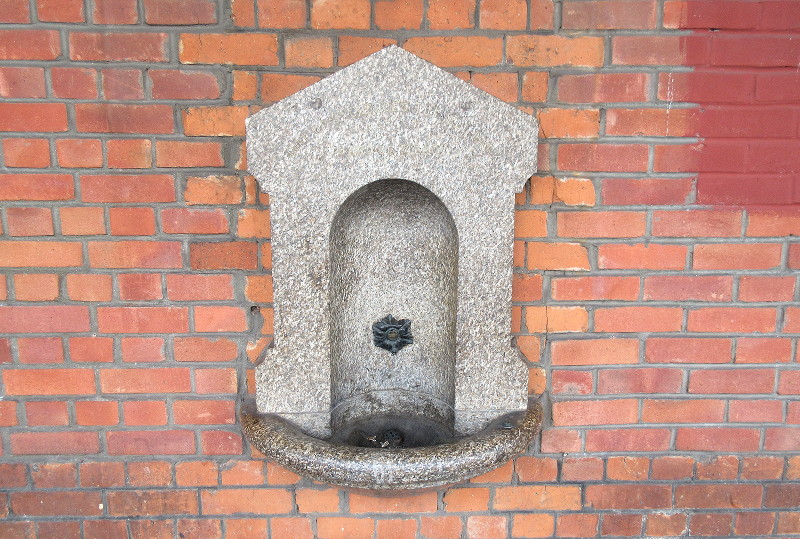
[184,175,243,205]
[162,208,229,235]
[232,71,258,101]
[107,139,152,169]
[350,491,437,513]
[494,486,581,511]
[471,72,518,102]
[258,0,305,27]
[338,36,397,66]
[507,35,604,67]
[3,138,49,167]
[183,106,249,136]
[688,307,776,333]
[694,243,782,270]
[404,36,502,67]
[66,274,112,301]
[237,209,270,238]
[559,211,645,238]
[598,243,687,270]
[480,0,526,29]
[0,241,83,268]
[194,306,248,332]
[539,109,600,139]
[295,488,340,513]
[557,514,599,537]
[109,207,156,236]
[311,0,370,29]
[521,71,549,103]
[56,139,102,168]
[466,516,507,539]
[514,210,547,238]
[37,0,84,22]
[375,0,423,29]
[14,273,59,301]
[262,73,321,102]
[553,399,638,426]
[427,0,474,29]
[123,401,167,426]
[317,517,374,539]
[443,487,490,512]
[596,306,683,333]
[285,36,334,68]
[527,242,590,270]
[75,400,118,426]
[156,141,223,168]
[552,276,638,301]
[180,33,278,65]
[513,514,555,538]
[245,275,273,303]
[420,516,462,539]
[377,519,417,539]
[6,207,53,236]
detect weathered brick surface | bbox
[0,0,797,533]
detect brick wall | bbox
[1,0,798,537]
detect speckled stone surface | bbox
[242,400,542,491]
[246,45,538,438]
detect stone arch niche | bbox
[242,46,542,490]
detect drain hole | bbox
[358,427,406,449]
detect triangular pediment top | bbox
[247,45,538,193]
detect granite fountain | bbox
[241,46,542,490]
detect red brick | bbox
[742,456,784,480]
[426,0,474,29]
[698,175,793,205]
[677,427,760,451]
[70,32,167,62]
[0,103,68,132]
[642,399,725,423]
[6,207,53,236]
[221,461,265,486]
[652,456,693,480]
[507,35,604,67]
[100,367,190,393]
[17,337,62,364]
[598,243,686,270]
[735,512,776,536]
[14,273,59,302]
[115,274,160,302]
[194,306,247,332]
[647,513,687,537]
[180,33,278,65]
[605,108,697,137]
[689,513,733,536]
[563,0,655,28]
[585,428,671,452]
[195,367,237,394]
[515,457,558,483]
[174,399,235,425]
[37,0,84,21]
[730,399,784,423]
[190,242,257,270]
[107,430,195,455]
[664,0,759,29]
[0,306,88,333]
[677,484,762,510]
[56,139,103,168]
[285,36,334,68]
[526,242,590,271]
[466,516,506,539]
[479,0,525,29]
[559,144,648,173]
[690,368,774,394]
[540,428,581,453]
[75,400,118,426]
[646,337,731,364]
[419,516,462,539]
[144,0,216,24]
[3,138,49,169]
[350,491,437,513]
[31,462,75,488]
[0,29,60,60]
[614,34,706,65]
[78,462,125,488]
[12,491,101,517]
[553,399,638,426]
[586,485,670,510]
[174,337,238,363]
[121,337,165,362]
[93,0,138,23]
[747,209,800,237]
[25,401,68,426]
[551,338,639,366]
[558,211,645,238]
[0,174,67,200]
[403,36,501,68]
[316,517,374,539]
[598,367,682,394]
[786,308,800,333]
[162,208,229,234]
[766,427,800,451]
[780,370,800,394]
[157,141,224,167]
[652,210,741,238]
[69,336,114,363]
[260,73,321,102]
[0,67,45,98]
[103,69,145,100]
[694,244,782,270]
[129,520,173,538]
[559,73,648,103]
[687,307,776,333]
[76,104,174,134]
[601,514,642,537]
[98,307,189,334]
[108,490,198,516]
[551,370,592,395]
[654,141,747,173]
[51,67,97,99]
[596,307,682,333]
[123,401,168,425]
[696,455,739,480]
[89,241,182,269]
[710,35,800,67]
[106,140,153,169]
[557,514,598,538]
[0,0,29,22]
[109,207,156,236]
[310,0,370,29]
[552,276,638,302]
[739,276,795,302]
[494,485,581,511]
[561,457,603,481]
[167,274,233,301]
[175,461,218,487]
[644,275,732,302]
[658,70,755,103]
[150,69,220,99]
[376,519,417,539]
[10,432,99,455]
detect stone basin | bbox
[241,400,542,491]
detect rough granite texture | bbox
[246,46,539,438]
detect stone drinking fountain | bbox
[241,46,542,490]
